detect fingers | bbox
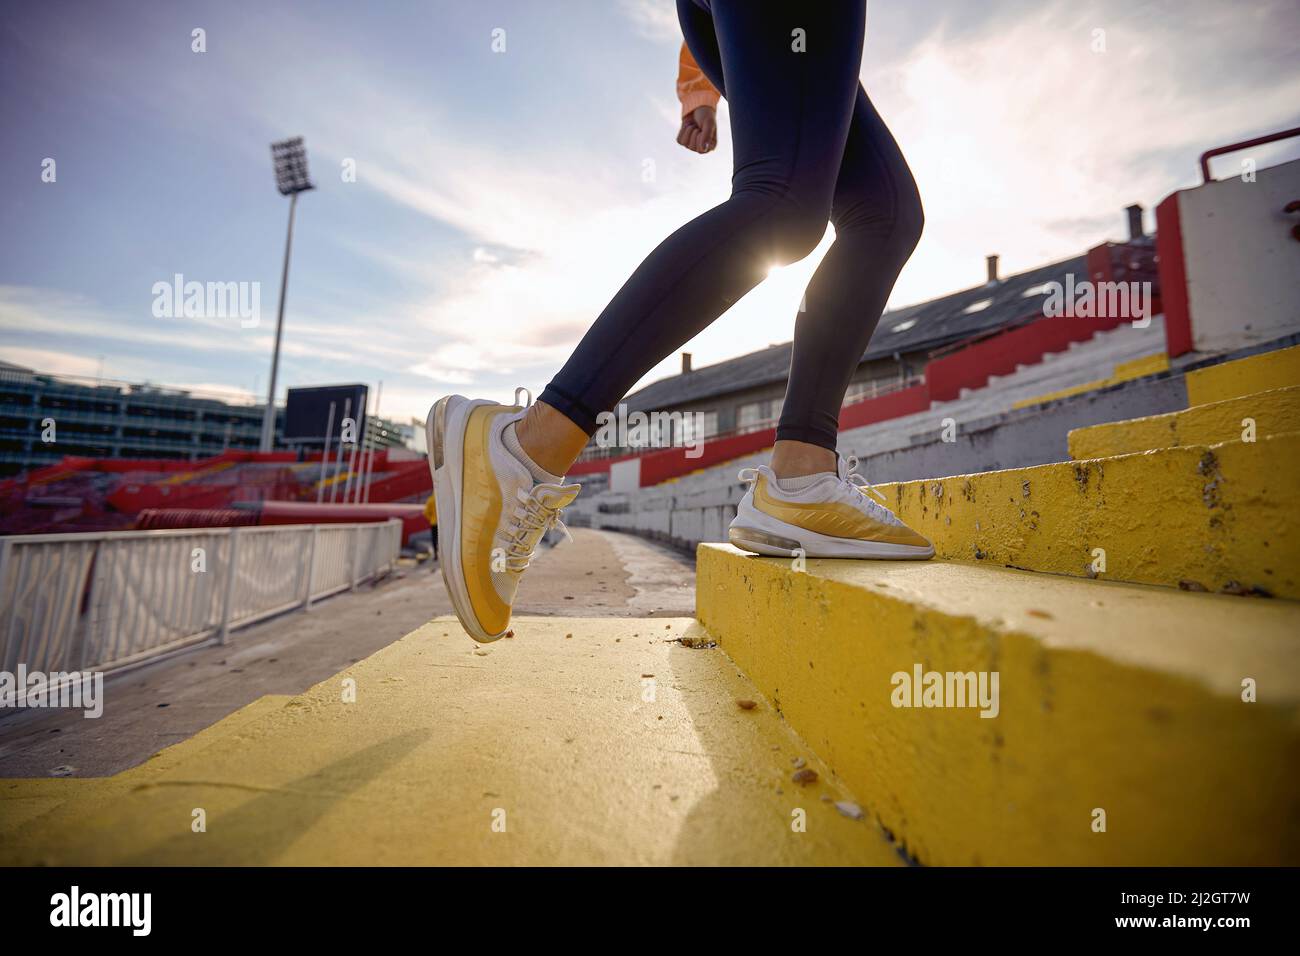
[700,118,717,153]
[677,115,718,153]
[677,121,705,153]
[677,119,701,151]
[692,106,718,153]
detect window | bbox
[678,411,718,446]
[736,399,781,433]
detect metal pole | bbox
[329,397,350,504]
[302,525,318,610]
[344,389,367,504]
[363,382,382,503]
[316,400,336,504]
[219,528,241,645]
[259,191,299,452]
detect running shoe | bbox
[727,455,933,559]
[426,389,580,641]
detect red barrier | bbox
[1156,192,1193,356]
[838,383,930,431]
[135,509,258,530]
[925,308,1146,402]
[136,502,428,545]
[637,427,777,487]
[568,452,637,477]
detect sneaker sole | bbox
[427,395,504,643]
[728,523,935,560]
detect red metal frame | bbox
[1199,127,1300,183]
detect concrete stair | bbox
[696,545,1300,865]
[692,343,1300,864]
[0,618,903,866]
[1069,385,1300,460]
[5,343,1297,867]
[875,430,1299,599]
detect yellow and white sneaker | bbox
[426,389,580,642]
[728,456,933,559]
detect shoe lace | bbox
[503,487,571,572]
[842,455,890,508]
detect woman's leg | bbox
[774,85,924,464]
[521,0,869,475]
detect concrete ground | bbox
[1,614,903,866]
[0,529,904,866]
[0,529,693,778]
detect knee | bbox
[761,198,830,267]
[892,189,925,257]
[835,184,924,261]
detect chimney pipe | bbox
[1126,203,1144,240]
[681,352,692,374]
[985,254,999,284]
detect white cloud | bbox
[620,0,682,42]
[0,347,101,379]
[19,0,1298,424]
[879,0,1300,302]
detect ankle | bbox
[515,401,589,476]
[770,439,836,480]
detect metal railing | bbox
[0,520,401,688]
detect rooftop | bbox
[623,251,1091,412]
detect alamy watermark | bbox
[0,666,104,718]
[152,273,260,328]
[50,886,151,936]
[891,663,999,718]
[593,403,708,459]
[1042,274,1153,329]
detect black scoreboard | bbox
[284,384,369,444]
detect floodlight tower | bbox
[259,137,315,452]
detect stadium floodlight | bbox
[271,136,314,195]
[259,137,316,452]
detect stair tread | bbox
[702,545,1300,702]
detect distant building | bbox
[0,363,415,477]
[0,362,274,476]
[577,247,1134,461]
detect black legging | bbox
[538,0,923,451]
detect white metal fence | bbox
[0,520,402,681]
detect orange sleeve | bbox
[677,43,720,117]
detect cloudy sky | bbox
[2,0,1298,422]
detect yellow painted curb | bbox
[696,544,1300,865]
[0,695,293,851]
[877,430,1300,599]
[0,619,903,866]
[1069,385,1300,460]
[1011,352,1169,410]
[1186,344,1300,406]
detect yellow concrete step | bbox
[0,694,293,851]
[876,430,1299,599]
[1068,384,1300,459]
[1186,343,1300,406]
[1011,351,1169,410]
[696,543,1300,865]
[0,618,904,866]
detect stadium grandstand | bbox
[1,132,1297,869]
[0,364,416,478]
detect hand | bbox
[676,106,717,154]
